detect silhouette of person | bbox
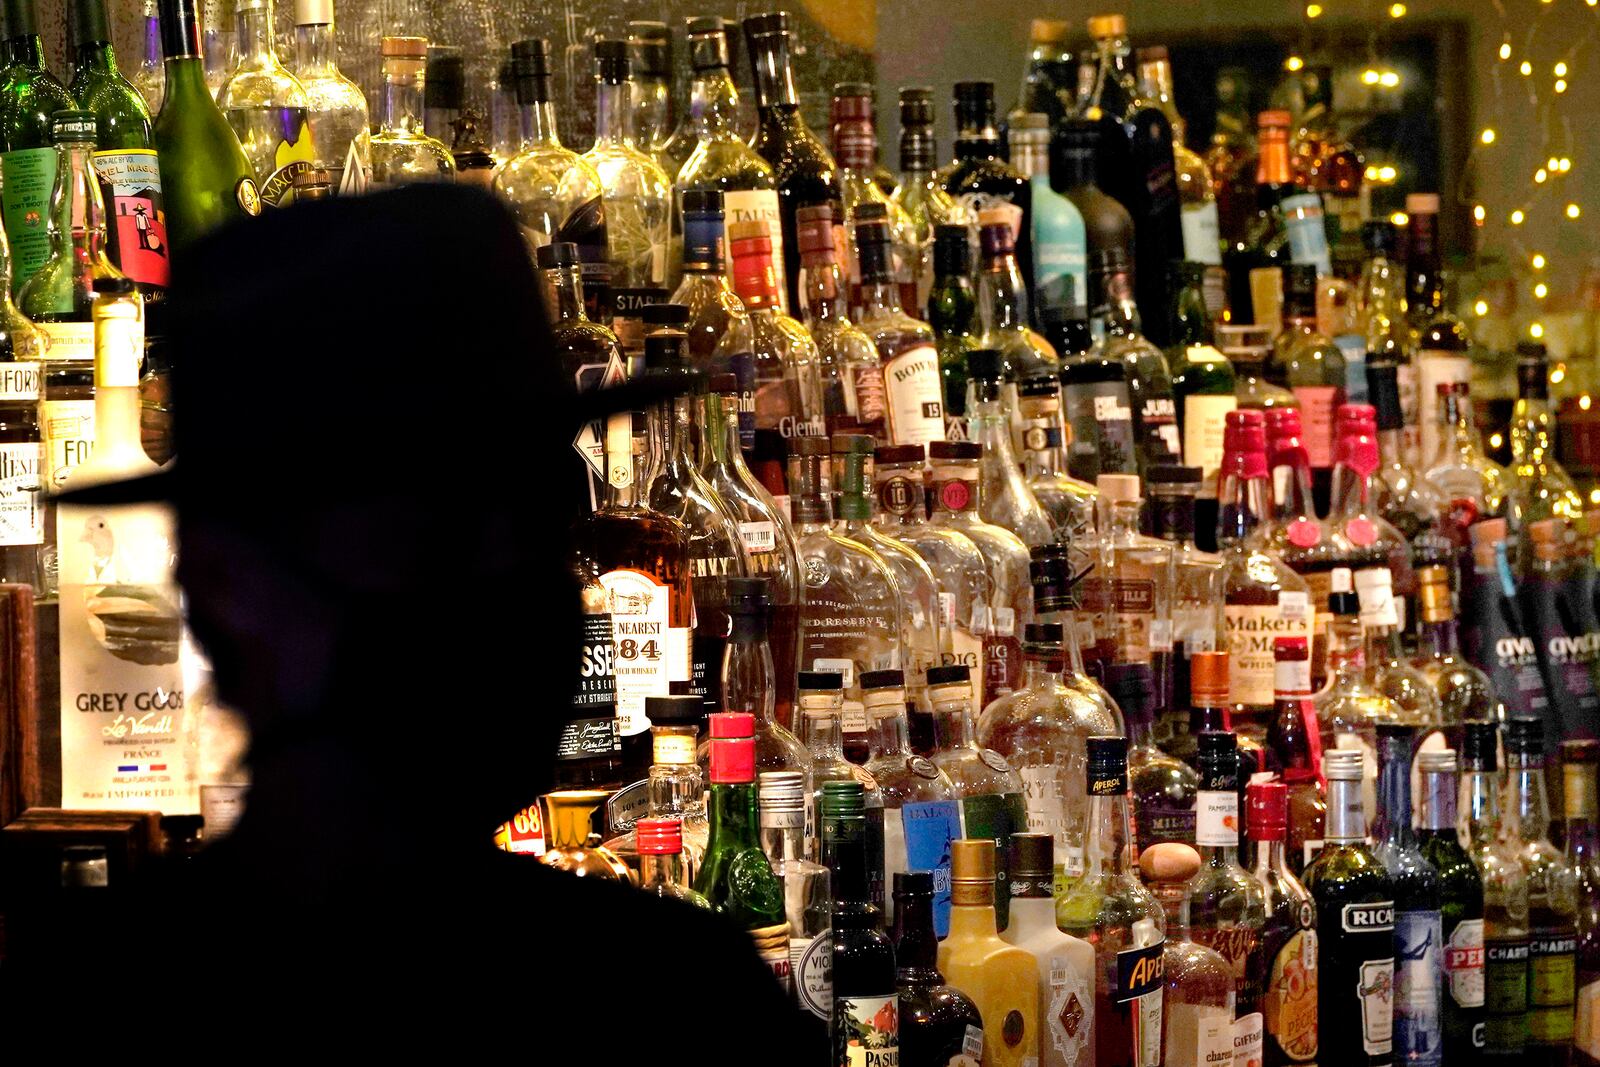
[8,185,817,1057]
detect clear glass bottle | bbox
[367,36,454,188]
[1505,343,1585,537]
[1411,564,1497,728]
[795,204,885,442]
[674,18,786,310]
[1016,375,1099,544]
[1313,575,1402,818]
[1057,735,1167,1067]
[600,694,708,880]
[1562,740,1600,1066]
[132,0,165,112]
[1326,403,1417,641]
[717,576,812,789]
[672,189,755,410]
[893,87,966,313]
[965,348,1053,547]
[1161,875,1240,1067]
[1113,661,1200,914]
[1029,543,1122,715]
[798,672,883,868]
[199,0,233,98]
[1246,780,1321,1065]
[976,208,1055,390]
[1270,264,1346,479]
[1358,565,1443,731]
[1001,831,1098,1067]
[1147,466,1224,716]
[581,40,671,356]
[1357,220,1407,419]
[636,816,711,908]
[217,0,316,207]
[1088,248,1180,476]
[1368,362,1450,632]
[1423,382,1507,529]
[624,22,672,169]
[1415,747,1487,1062]
[290,0,368,193]
[757,769,833,1027]
[854,206,946,449]
[1095,473,1176,670]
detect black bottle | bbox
[1461,518,1553,732]
[943,81,1033,289]
[1521,518,1600,743]
[893,870,985,1067]
[1050,119,1134,279]
[824,780,900,1066]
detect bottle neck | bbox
[294,22,338,75]
[1329,455,1380,518]
[707,780,761,852]
[1326,618,1366,681]
[822,812,872,907]
[724,611,777,727]
[1325,776,1367,842]
[600,421,641,511]
[143,6,162,68]
[1170,283,1211,346]
[1462,767,1502,847]
[235,4,280,68]
[1418,768,1458,833]
[893,893,941,971]
[759,810,808,866]
[1085,784,1135,878]
[1216,468,1270,546]
[73,38,117,74]
[1250,834,1286,879]
[52,142,110,261]
[1270,448,1316,521]
[948,892,1000,938]
[867,704,913,761]
[929,698,978,753]
[801,710,846,761]
[640,851,687,887]
[542,264,588,324]
[382,71,426,135]
[689,65,741,138]
[979,246,1030,334]
[1373,740,1415,845]
[1137,58,1185,141]
[1021,651,1068,690]
[800,252,850,323]
[594,79,634,146]
[927,274,975,337]
[899,124,936,177]
[518,75,564,147]
[1256,128,1291,186]
[1510,753,1553,844]
[747,34,799,109]
[1418,615,1460,658]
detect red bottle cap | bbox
[708,712,757,784]
[1226,409,1265,429]
[1265,407,1302,437]
[635,816,684,855]
[709,712,755,738]
[1335,409,1380,477]
[1247,780,1288,837]
[1273,636,1309,658]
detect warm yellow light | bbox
[1536,168,1549,184]
[1591,487,1600,504]
[1365,165,1379,181]
[1532,322,1546,339]
[1490,433,1506,449]
[1390,2,1407,15]
[1362,68,1381,85]
[1500,42,1513,60]
[1286,55,1305,72]
[1535,283,1549,299]
[1481,128,1497,145]
[1511,209,1527,225]
[1521,60,1534,76]
[1552,367,1566,383]
[1549,156,1562,172]
[1555,61,1569,77]
[1556,79,1569,94]
[1582,395,1594,411]
[1569,203,1582,219]
[1560,157,1573,172]
[1379,71,1401,88]
[1533,254,1548,270]
[1474,204,1487,223]
[1474,299,1490,316]
[1305,3,1323,16]
[1377,165,1396,182]
[1390,211,1409,227]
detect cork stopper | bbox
[1529,518,1567,562]
[950,838,996,906]
[1087,13,1128,38]
[1031,18,1069,42]
[1190,651,1230,708]
[1096,473,1141,503]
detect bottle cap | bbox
[795,204,836,257]
[50,110,97,144]
[641,302,690,328]
[1418,748,1458,774]
[950,838,997,905]
[831,432,876,456]
[929,441,981,462]
[627,21,671,76]
[635,816,684,855]
[593,38,628,83]
[966,348,1003,383]
[1023,622,1064,647]
[709,711,755,739]
[925,665,971,686]
[708,712,756,783]
[893,869,935,899]
[758,770,807,812]
[1136,44,1169,63]
[1377,722,1417,745]
[681,188,724,217]
[425,46,465,110]
[898,86,934,124]
[1105,663,1154,717]
[725,576,771,615]
[1087,735,1128,788]
[1562,739,1600,764]
[1087,14,1128,38]
[1257,109,1292,129]
[1096,473,1141,502]
[1406,192,1442,215]
[1505,717,1544,755]
[381,35,428,59]
[642,331,690,373]
[1247,780,1288,835]
[797,671,845,692]
[1031,18,1070,42]
[1323,748,1363,781]
[1147,464,1202,486]
[1189,651,1230,707]
[92,276,137,296]
[1461,720,1499,770]
[707,372,739,395]
[822,779,866,817]
[1362,220,1399,257]
[644,694,703,726]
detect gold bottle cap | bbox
[950,838,996,906]
[1190,651,1230,707]
[1031,18,1070,43]
[1257,109,1292,129]
[1087,13,1128,38]
[1096,473,1141,503]
[1418,567,1452,623]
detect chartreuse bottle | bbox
[0,0,77,292]
[152,0,260,253]
[938,837,1040,1067]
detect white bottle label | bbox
[738,520,776,555]
[599,567,674,736]
[1444,917,1485,1009]
[1358,956,1397,1054]
[791,930,832,1022]
[0,360,40,401]
[1354,566,1399,630]
[42,398,95,492]
[1182,388,1236,497]
[1232,1010,1263,1067]
[37,319,93,364]
[1047,954,1094,1067]
[722,188,789,313]
[1181,199,1223,266]
[881,342,945,447]
[0,441,43,547]
[1196,790,1240,847]
[1019,763,1071,868]
[1417,351,1471,467]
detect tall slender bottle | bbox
[1506,343,1585,536]
[1415,747,1487,1061]
[1050,120,1135,271]
[1008,112,1086,324]
[1223,111,1294,330]
[217,0,316,208]
[1016,374,1098,544]
[759,769,833,1034]
[132,0,164,112]
[938,838,1041,1067]
[1302,747,1397,1066]
[1086,249,1179,476]
[1058,735,1166,1067]
[824,778,899,1065]
[895,869,986,1066]
[1562,739,1600,1066]
[1272,264,1346,480]
[799,672,883,885]
[942,81,1032,288]
[719,577,811,794]
[1002,832,1097,1067]
[1523,518,1600,744]
[537,241,623,513]
[673,190,755,434]
[743,12,838,316]
[1247,780,1320,1066]
[0,0,77,291]
[831,83,916,316]
[290,0,367,194]
[1412,564,1497,728]
[894,87,965,312]
[928,224,979,443]
[1264,637,1325,874]
[624,22,673,169]
[965,349,1052,547]
[1167,262,1236,497]
[1134,45,1222,279]
[1405,195,1471,467]
[976,208,1055,391]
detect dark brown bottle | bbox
[1051,119,1134,288]
[943,81,1033,290]
[894,870,985,1067]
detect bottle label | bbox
[849,364,889,429]
[41,396,95,494]
[1137,394,1181,463]
[555,194,611,326]
[944,625,983,702]
[1395,361,1420,465]
[1133,799,1196,858]
[792,930,832,1022]
[1017,763,1072,878]
[224,106,316,208]
[835,992,898,1067]
[1164,1004,1234,1067]
[1224,599,1313,707]
[1331,902,1395,1055]
[738,520,776,555]
[1354,567,1400,630]
[1233,1010,1264,1067]
[1357,954,1396,1055]
[1182,389,1236,496]
[0,361,39,402]
[1030,175,1088,315]
[1,146,57,287]
[1394,909,1444,1065]
[1417,352,1471,467]
[957,789,1026,926]
[608,288,672,359]
[1266,927,1319,1062]
[1180,199,1223,266]
[1290,385,1340,468]
[0,439,41,547]
[1111,561,1158,664]
[1282,193,1332,277]
[598,567,676,736]
[90,149,170,289]
[889,799,959,936]
[37,319,94,365]
[1195,790,1240,847]
[1062,378,1137,482]
[983,631,1021,699]
[1528,929,1577,1043]
[1445,918,1485,1009]
[1047,953,1093,1066]
[1338,334,1368,404]
[554,716,619,761]
[575,609,616,709]
[881,343,945,447]
[1485,937,1530,1053]
[721,189,788,314]
[493,802,545,855]
[963,1023,985,1062]
[1115,940,1165,1067]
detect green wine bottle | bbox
[0,0,78,293]
[153,0,260,254]
[68,0,169,295]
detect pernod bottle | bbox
[1415,747,1486,1060]
[1302,747,1396,1066]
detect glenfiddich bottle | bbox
[1302,747,1396,1067]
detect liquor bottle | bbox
[17,112,123,504]
[1368,362,1451,628]
[862,670,961,934]
[366,35,453,191]
[1185,730,1269,1061]
[675,19,787,311]
[832,434,944,704]
[854,207,945,449]
[1462,720,1533,1061]
[493,39,607,311]
[1313,575,1401,816]
[790,436,903,716]
[1003,833,1098,1067]
[1413,747,1488,1061]
[694,712,792,985]
[288,0,366,195]
[719,579,812,799]
[896,869,984,1067]
[1506,343,1585,535]
[928,224,979,443]
[1204,66,1256,246]
[199,0,233,97]
[929,441,1034,698]
[1050,120,1135,271]
[1506,717,1579,1058]
[942,81,1032,288]
[799,672,884,877]
[1373,724,1446,1063]
[1424,382,1507,532]
[1404,195,1470,467]
[1358,220,1407,407]
[67,0,168,296]
[1291,66,1365,254]
[420,45,461,147]
[1058,735,1166,1067]
[965,349,1052,547]
[894,87,965,312]
[598,694,706,875]
[1246,780,1320,1066]
[743,13,839,317]
[673,190,755,421]
[1016,375,1098,544]
[1412,563,1496,727]
[1095,473,1175,669]
[1079,15,1183,345]
[831,84,916,314]
[1135,46,1222,274]
[151,0,258,252]
[1223,323,1297,411]
[0,215,43,590]
[758,769,833,1029]
[1461,519,1551,723]
[636,817,711,908]
[570,417,693,780]
[1059,316,1138,483]
[1327,404,1416,634]
[1264,637,1326,874]
[926,665,1025,924]
[1115,661,1199,913]
[132,0,164,112]
[1012,19,1074,128]
[1008,112,1087,323]
[1357,560,1443,731]
[486,56,519,164]
[1087,250,1180,476]
[732,219,823,497]
[0,0,77,291]
[1264,408,1335,638]
[976,209,1055,389]
[1271,264,1346,478]
[1146,466,1223,708]
[624,22,672,169]
[938,838,1041,1067]
[1159,885,1237,1067]
[1168,262,1237,500]
[216,0,316,207]
[1302,747,1397,1066]
[1028,549,1121,721]
[1562,740,1600,1065]
[1223,110,1294,329]
[796,204,885,441]
[1523,518,1600,743]
[978,624,1118,898]
[582,40,670,354]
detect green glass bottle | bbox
[1167,261,1237,501]
[152,0,260,254]
[1415,747,1487,1061]
[68,0,168,296]
[0,0,77,293]
[928,223,977,443]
